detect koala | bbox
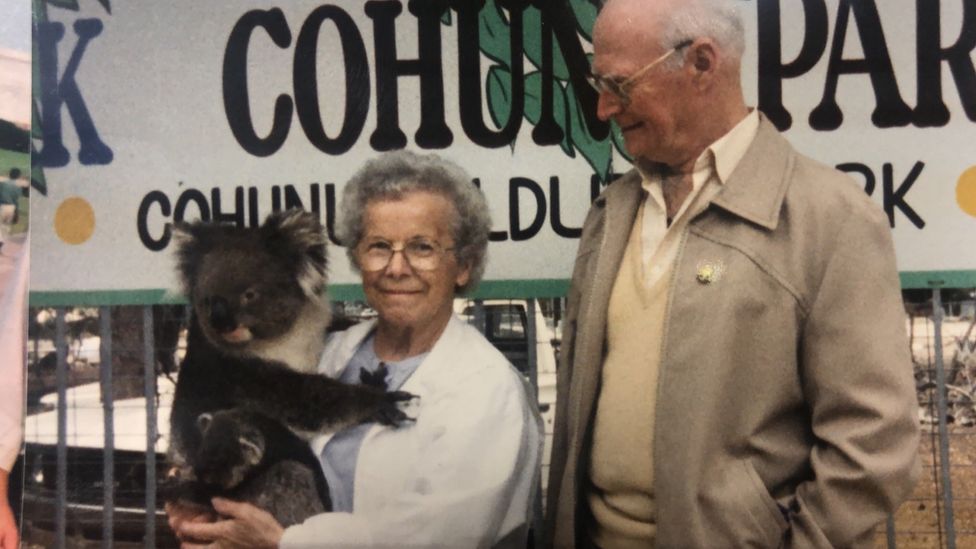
[189,408,329,526]
[166,209,414,516]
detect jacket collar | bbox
[707,115,795,231]
[319,314,478,393]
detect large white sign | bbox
[30,0,976,303]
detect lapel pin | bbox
[696,260,725,284]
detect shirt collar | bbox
[638,108,760,192]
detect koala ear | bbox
[196,413,214,434]
[261,208,329,298]
[172,221,218,297]
[238,436,264,466]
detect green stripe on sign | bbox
[28,273,975,306]
[29,279,576,306]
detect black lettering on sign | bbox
[836,162,876,195]
[473,177,511,241]
[135,184,344,252]
[809,0,913,130]
[294,6,370,155]
[542,0,608,142]
[174,189,211,224]
[837,161,925,229]
[223,9,294,157]
[756,0,828,131]
[915,0,976,126]
[510,177,547,241]
[549,176,582,238]
[454,0,526,147]
[36,19,114,166]
[366,0,453,150]
[211,187,246,226]
[883,162,925,229]
[137,190,172,251]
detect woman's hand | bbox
[165,500,218,544]
[176,498,284,549]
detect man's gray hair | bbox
[660,0,745,67]
[337,150,491,294]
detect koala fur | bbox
[167,209,413,517]
[190,408,329,526]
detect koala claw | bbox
[376,390,419,426]
[389,390,415,403]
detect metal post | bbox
[55,308,67,549]
[143,306,158,548]
[472,299,486,335]
[932,288,956,548]
[99,307,114,549]
[885,514,897,549]
[526,299,544,549]
[526,299,539,398]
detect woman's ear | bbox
[455,260,472,289]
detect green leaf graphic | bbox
[569,0,598,42]
[33,0,48,23]
[566,85,612,181]
[441,9,451,26]
[487,65,513,130]
[479,0,513,68]
[523,6,569,80]
[30,155,48,195]
[523,71,573,157]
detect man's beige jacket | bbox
[546,117,920,548]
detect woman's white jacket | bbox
[279,314,543,548]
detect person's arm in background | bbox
[0,470,16,549]
[0,237,28,549]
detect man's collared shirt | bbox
[637,110,760,287]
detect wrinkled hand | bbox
[177,498,283,549]
[0,501,18,549]
[166,500,218,544]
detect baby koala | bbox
[190,408,329,526]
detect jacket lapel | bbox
[570,172,644,458]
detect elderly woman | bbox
[174,151,542,548]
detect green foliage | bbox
[479,1,514,66]
[487,65,514,130]
[522,7,570,81]
[569,0,598,41]
[478,1,617,181]
[523,71,573,157]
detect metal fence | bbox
[17,299,560,548]
[14,291,976,548]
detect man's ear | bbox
[687,39,719,85]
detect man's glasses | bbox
[357,238,456,272]
[586,39,694,106]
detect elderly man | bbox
[546,0,920,547]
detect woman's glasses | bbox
[357,238,455,272]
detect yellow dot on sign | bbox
[54,197,96,245]
[958,166,976,218]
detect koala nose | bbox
[208,296,236,333]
